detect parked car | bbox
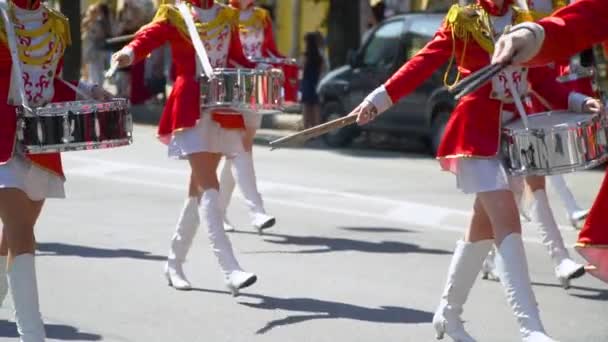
[317,12,455,155]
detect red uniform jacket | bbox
[531,0,608,65]
[383,4,570,161]
[258,8,283,58]
[126,4,255,138]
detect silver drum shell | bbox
[501,111,608,176]
[200,68,284,114]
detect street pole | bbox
[61,0,82,82]
[289,0,301,58]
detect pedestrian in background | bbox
[81,1,113,85]
[362,0,386,43]
[300,32,324,129]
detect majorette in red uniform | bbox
[478,0,588,288]
[493,0,608,284]
[0,1,103,340]
[228,0,299,104]
[351,1,599,340]
[208,0,277,234]
[113,0,262,295]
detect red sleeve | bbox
[384,27,453,103]
[262,17,284,58]
[227,24,256,68]
[528,65,570,110]
[126,20,175,64]
[530,0,608,65]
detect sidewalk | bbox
[129,102,302,144]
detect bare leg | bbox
[0,189,46,341]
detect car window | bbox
[404,17,443,60]
[361,20,404,70]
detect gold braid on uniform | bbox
[238,7,267,33]
[149,4,237,41]
[0,4,71,66]
[443,4,493,87]
[514,0,570,21]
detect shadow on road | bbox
[0,320,102,340]
[531,281,608,301]
[234,230,449,255]
[36,242,166,261]
[339,226,415,234]
[191,288,433,334]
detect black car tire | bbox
[321,101,359,148]
[430,110,450,156]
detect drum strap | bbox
[0,0,29,109]
[176,2,215,79]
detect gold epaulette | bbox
[238,7,267,31]
[0,19,5,44]
[445,4,493,53]
[150,3,235,41]
[553,0,569,9]
[46,5,71,46]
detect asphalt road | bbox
[0,124,606,342]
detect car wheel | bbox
[430,110,450,156]
[321,101,359,148]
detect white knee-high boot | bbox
[201,189,257,296]
[494,234,556,342]
[548,175,589,227]
[8,254,45,342]
[231,152,275,233]
[219,159,237,232]
[165,197,200,290]
[433,239,493,341]
[530,190,585,288]
[0,255,8,307]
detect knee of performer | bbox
[5,226,36,256]
[525,175,545,192]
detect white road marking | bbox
[62,154,577,244]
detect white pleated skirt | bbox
[0,154,65,201]
[167,112,245,159]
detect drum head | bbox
[505,111,596,130]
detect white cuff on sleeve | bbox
[568,92,589,112]
[364,85,393,114]
[77,80,96,94]
[122,47,134,66]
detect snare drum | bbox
[501,111,608,176]
[249,57,299,107]
[16,99,133,154]
[200,68,283,114]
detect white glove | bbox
[492,22,545,65]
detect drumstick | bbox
[105,33,136,45]
[454,63,508,100]
[105,62,119,79]
[448,63,497,95]
[269,114,358,150]
[57,78,94,101]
